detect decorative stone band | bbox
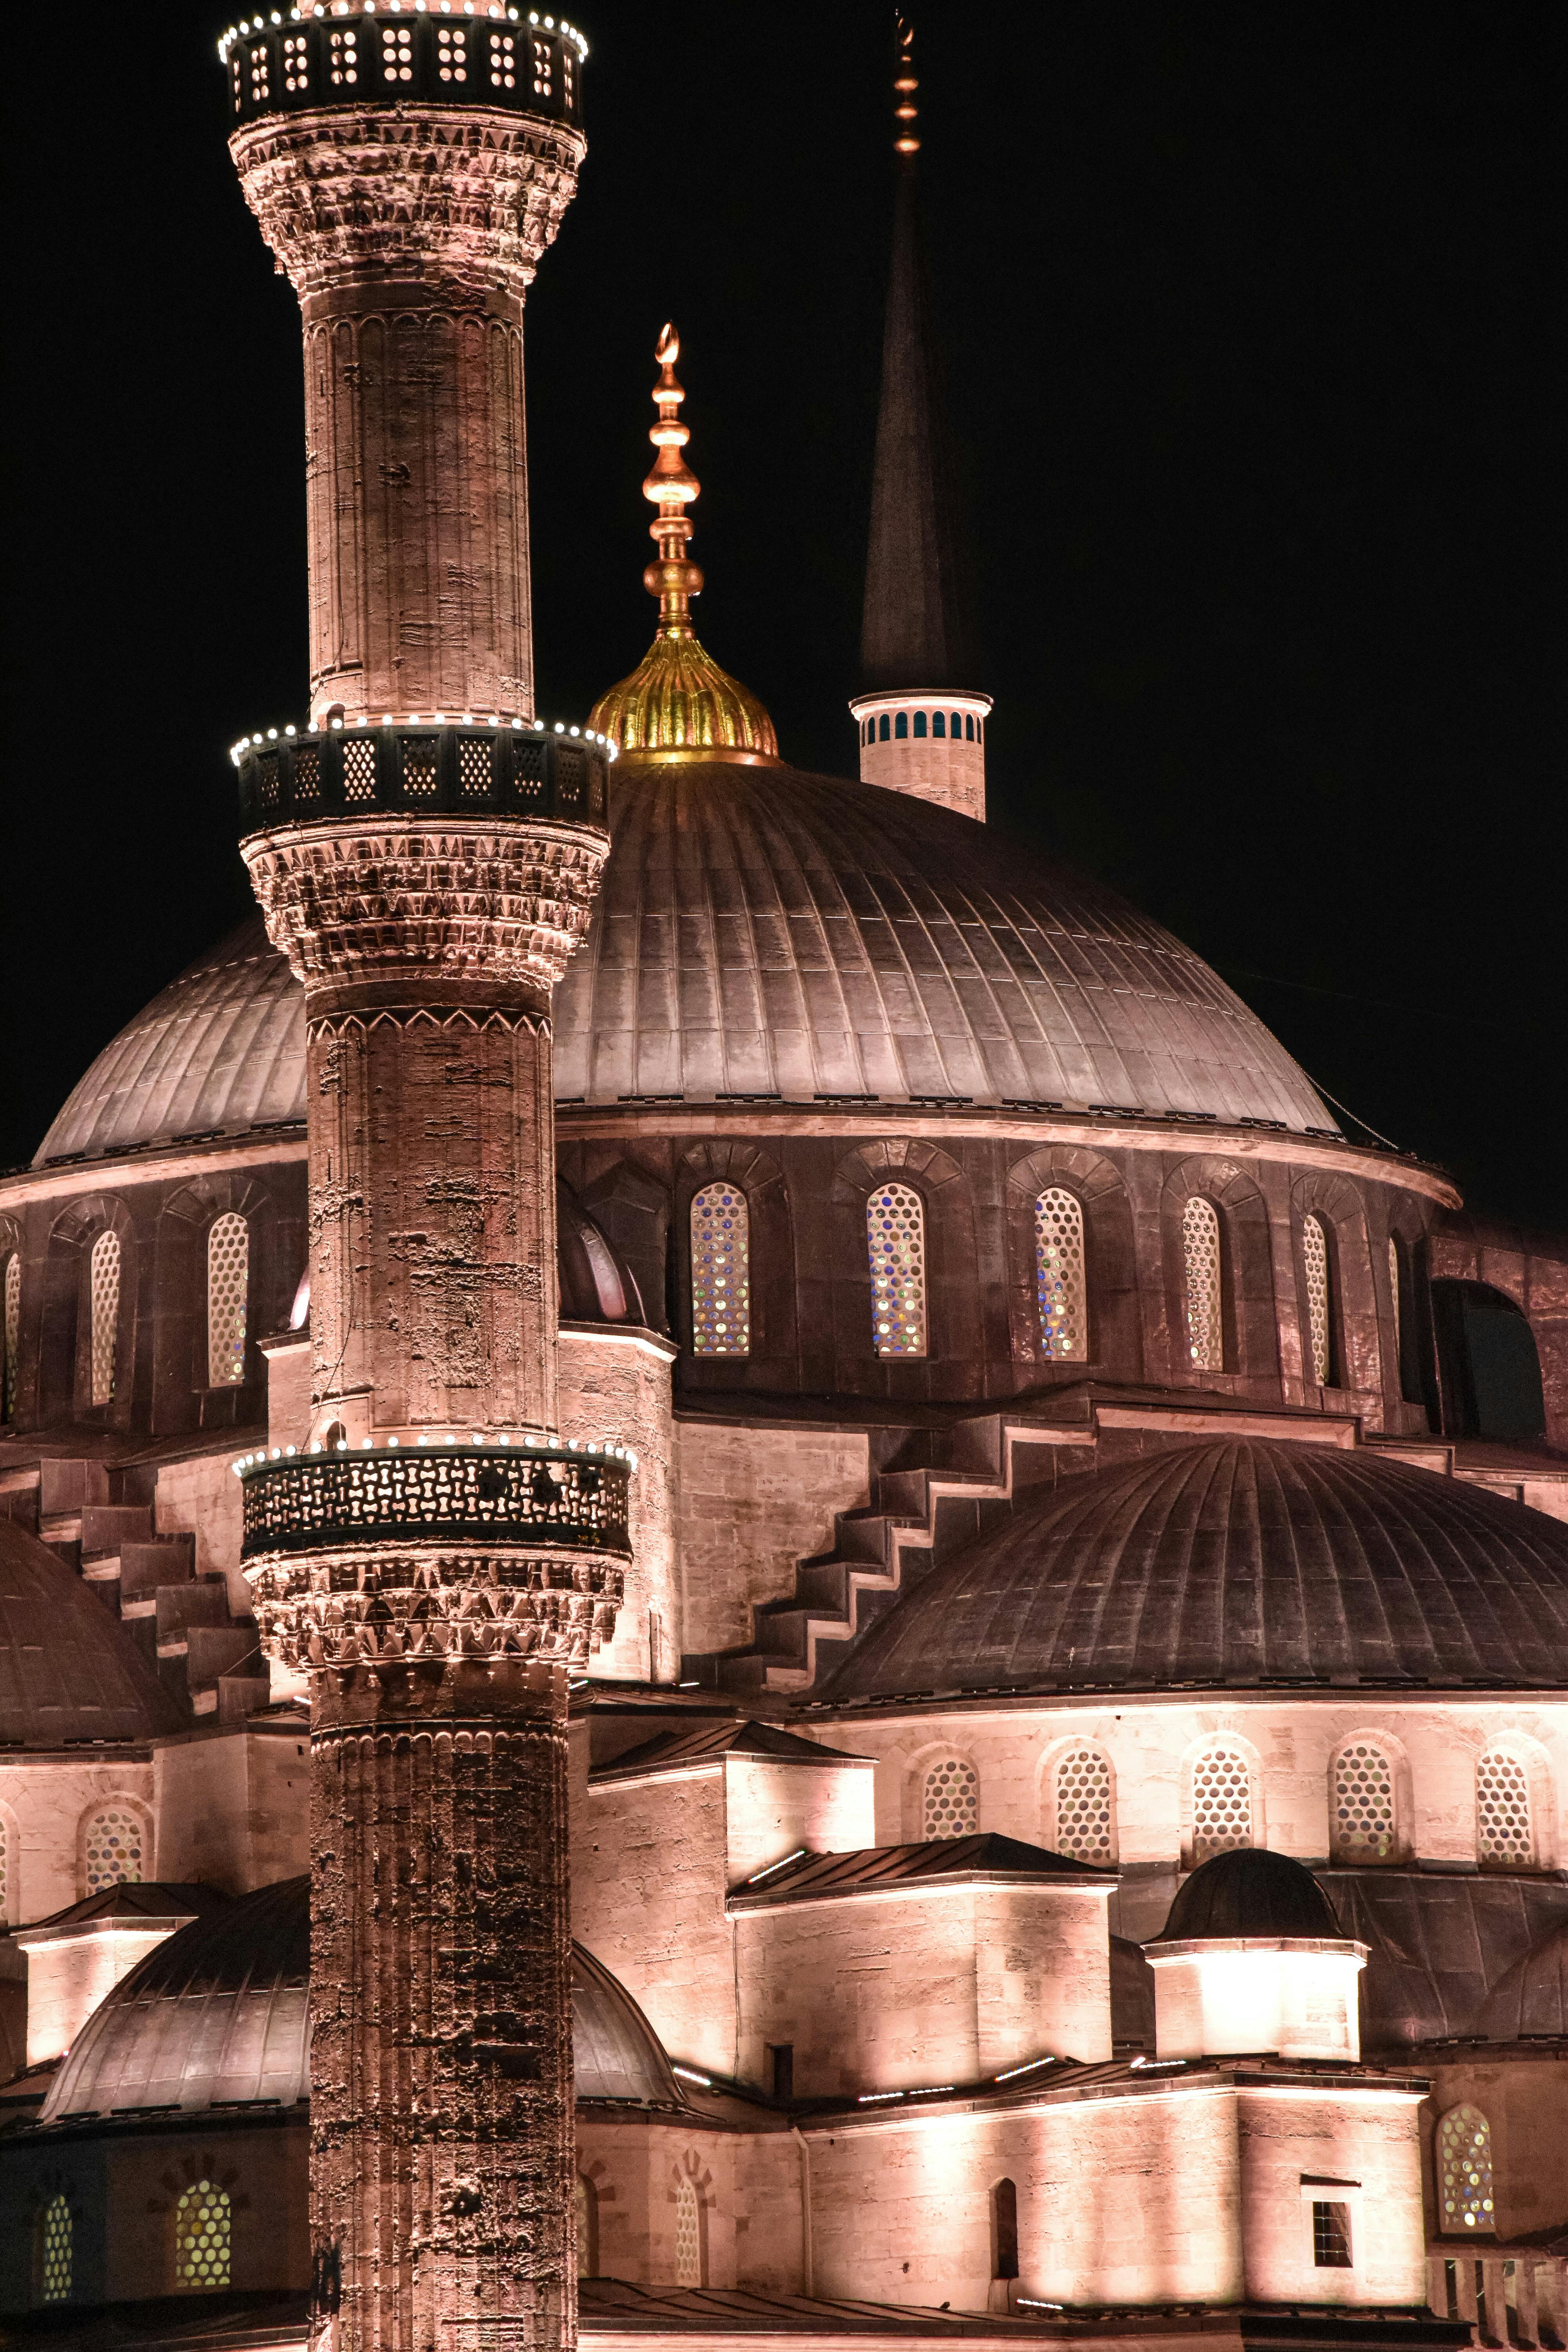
[247,1542,625,1673]
[236,1441,631,1558]
[221,11,586,136]
[234,722,610,835]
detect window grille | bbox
[328,27,358,83]
[1312,2201,1353,2268]
[248,43,269,103]
[1191,1746,1252,1864]
[574,2175,597,2276]
[528,34,550,94]
[89,1229,120,1406]
[282,32,309,90]
[1034,1187,1087,1358]
[1475,1752,1533,1868]
[1302,1212,1333,1385]
[207,1213,250,1387]
[342,737,376,802]
[1388,1236,1402,1376]
[293,744,320,801]
[380,23,413,79]
[562,48,574,105]
[673,2177,703,2288]
[437,25,468,79]
[403,739,439,799]
[491,30,519,88]
[691,1185,750,1355]
[39,2194,71,2303]
[868,1182,927,1357]
[1053,1746,1113,1864]
[83,1805,143,1896]
[922,1757,978,1838]
[1437,2105,1495,2233]
[1331,1743,1396,1862]
[174,2180,232,2290]
[458,739,492,799]
[3,1253,18,1421]
[1181,1196,1223,1370]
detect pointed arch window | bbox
[89,1229,120,1405]
[1331,1742,1397,1862]
[1034,1188,1087,1358]
[1437,2105,1495,2234]
[691,1185,750,1355]
[1302,1212,1336,1385]
[1052,1745,1114,1865]
[868,1182,926,1357]
[673,2176,704,2287]
[38,2193,72,2303]
[1181,1197,1223,1371]
[174,2178,231,2290]
[207,1212,250,1387]
[1191,1744,1253,1865]
[2,1251,18,1422]
[922,1755,978,1838]
[1475,1750,1533,1869]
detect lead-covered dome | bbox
[821,1437,1568,1702]
[37,764,1337,1162]
[0,1518,188,1746]
[1152,1849,1343,1944]
[41,1876,680,2122]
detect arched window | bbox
[37,2193,71,2303]
[867,1182,927,1357]
[691,1184,750,1355]
[673,2176,704,2287]
[878,713,890,742]
[207,1212,250,1387]
[1034,1188,1087,1358]
[1387,1236,1403,1386]
[1191,1744,1252,1865]
[965,714,975,741]
[1052,1746,1114,1865]
[991,2178,1019,2281]
[1181,1197,1223,1372]
[1331,1741,1397,1862]
[82,1804,145,1896]
[3,1251,18,1423]
[922,1755,978,1838]
[174,2178,232,2290]
[895,711,908,739]
[575,2175,599,2277]
[1436,2105,1495,2234]
[1476,1750,1534,1869]
[914,710,927,738]
[89,1228,120,1405]
[1301,1212,1336,1385]
[933,711,946,738]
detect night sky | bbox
[5,2,1562,1227]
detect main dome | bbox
[820,1437,1568,1702]
[38,764,1332,1161]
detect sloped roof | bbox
[592,1718,869,1783]
[0,1516,188,1748]
[728,1834,1113,1908]
[16,1882,227,1937]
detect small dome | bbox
[820,1438,1568,1701]
[0,1517,187,1747]
[1475,1923,1568,2043]
[42,1877,679,2123]
[1152,1849,1343,1944]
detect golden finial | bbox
[588,326,779,765]
[894,16,919,155]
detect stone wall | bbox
[674,1418,870,1658]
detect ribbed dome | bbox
[38,764,1338,1159]
[0,1517,188,1746]
[1152,1849,1343,1944]
[820,1438,1568,1702]
[588,631,779,763]
[41,1877,679,2123]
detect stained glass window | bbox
[90,1229,120,1405]
[673,2177,703,2287]
[174,2179,231,2290]
[1191,1746,1252,1864]
[83,1805,143,1896]
[1302,1213,1333,1385]
[207,1213,250,1387]
[923,1756,978,1838]
[3,1253,18,1422]
[691,1185,750,1354]
[1034,1189,1086,1358]
[1332,1743,1396,1862]
[1053,1746,1114,1864]
[39,2194,71,2303]
[1437,2105,1495,2233]
[868,1182,926,1357]
[1476,1752,1533,1868]
[1181,1197,1223,1372]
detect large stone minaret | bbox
[220,16,626,2350]
[850,18,991,821]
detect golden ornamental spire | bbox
[589,324,778,765]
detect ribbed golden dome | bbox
[588,325,779,766]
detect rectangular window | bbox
[1312,2202,1353,2268]
[768,2043,794,2102]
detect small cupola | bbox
[1143,1849,1368,2062]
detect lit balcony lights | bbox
[993,2055,1056,2082]
[554,722,565,734]
[1017,2301,1065,2314]
[857,2090,904,2104]
[671,2064,712,2087]
[745,1847,806,1885]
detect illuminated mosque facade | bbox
[0,11,1565,2350]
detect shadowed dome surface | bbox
[1475,1923,1568,2042]
[39,765,1336,1159]
[820,1438,1568,1702]
[1152,1849,1343,1944]
[41,1877,679,2123]
[0,1517,188,1746]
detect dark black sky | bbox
[4,2,1563,1225]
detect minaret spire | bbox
[851,16,991,821]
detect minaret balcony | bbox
[236,1437,631,1560]
[232,717,612,838]
[220,6,586,132]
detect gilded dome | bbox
[589,626,777,764]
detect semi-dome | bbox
[0,1517,188,1746]
[1475,1923,1568,2043]
[1152,1849,1343,1944]
[41,1876,679,2123]
[820,1437,1568,1703]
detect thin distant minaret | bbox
[851,16,990,821]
